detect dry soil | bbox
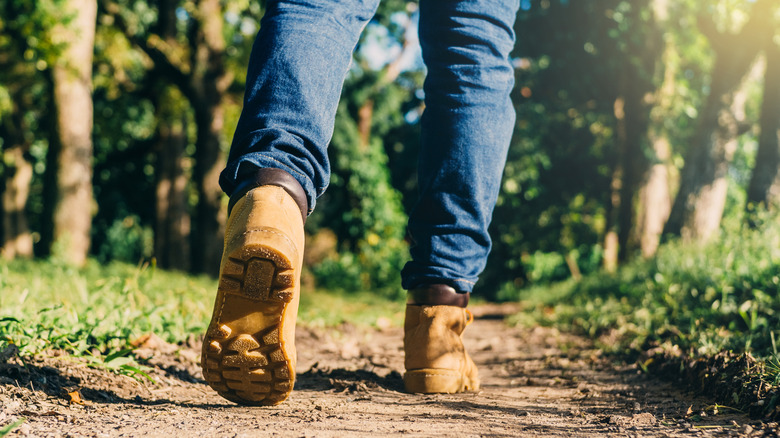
[0,304,777,437]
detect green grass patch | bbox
[512,218,780,358]
[0,258,402,377]
[509,215,780,417]
[0,418,25,437]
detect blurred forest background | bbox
[2,0,780,300]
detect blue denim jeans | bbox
[220,0,519,293]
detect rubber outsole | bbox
[202,243,296,406]
[404,369,478,394]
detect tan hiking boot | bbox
[403,284,480,393]
[201,169,306,406]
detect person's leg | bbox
[402,0,519,293]
[403,0,520,394]
[219,0,380,214]
[203,0,379,407]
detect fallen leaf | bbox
[67,390,84,405]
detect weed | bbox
[0,419,25,437]
[510,214,780,409]
[0,258,402,379]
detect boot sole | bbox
[202,232,297,406]
[404,369,479,394]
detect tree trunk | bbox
[603,96,625,273]
[604,38,656,269]
[633,27,676,258]
[636,135,672,257]
[191,102,226,276]
[51,0,97,265]
[154,112,191,271]
[105,0,230,275]
[1,146,34,259]
[0,70,36,260]
[746,43,780,209]
[617,72,652,262]
[358,99,374,149]
[189,0,228,276]
[150,1,191,271]
[663,2,773,242]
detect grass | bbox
[0,418,25,437]
[509,215,780,418]
[0,258,403,378]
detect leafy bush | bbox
[513,214,780,360]
[97,215,154,263]
[306,85,410,299]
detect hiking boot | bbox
[201,169,306,406]
[403,284,480,393]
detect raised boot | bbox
[201,168,307,406]
[403,284,479,393]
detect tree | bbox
[630,0,678,259]
[0,0,65,259]
[1,129,34,260]
[746,31,780,210]
[664,0,774,242]
[104,0,253,275]
[0,19,35,259]
[153,89,192,271]
[147,1,192,271]
[51,0,98,265]
[602,1,663,270]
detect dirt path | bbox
[0,304,775,437]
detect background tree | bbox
[663,0,775,242]
[50,0,98,266]
[0,1,44,259]
[746,24,780,211]
[103,0,248,275]
[2,0,776,300]
[1,0,74,260]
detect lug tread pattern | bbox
[202,250,296,406]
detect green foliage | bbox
[479,0,739,298]
[2,0,773,315]
[512,213,780,360]
[0,418,25,437]
[309,95,409,298]
[1,0,70,69]
[97,215,154,263]
[0,258,402,378]
[483,0,633,295]
[0,260,214,358]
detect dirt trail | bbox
[0,304,775,437]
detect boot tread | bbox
[202,245,296,406]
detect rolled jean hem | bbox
[401,275,477,294]
[221,154,321,215]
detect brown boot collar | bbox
[407,284,469,308]
[228,168,308,222]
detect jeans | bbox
[220,0,519,293]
